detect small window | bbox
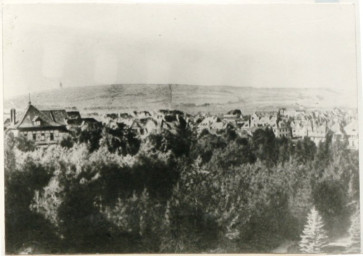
[50,133,54,141]
[33,133,37,140]
[41,133,45,141]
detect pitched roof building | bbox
[6,102,68,146]
[344,120,358,150]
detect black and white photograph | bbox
[2,0,361,254]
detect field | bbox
[4,84,355,115]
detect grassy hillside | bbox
[4,84,355,115]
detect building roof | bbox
[14,104,65,129]
[226,109,242,116]
[66,119,83,126]
[41,109,68,125]
[139,117,158,126]
[130,119,143,129]
[119,113,133,119]
[330,122,342,135]
[164,115,178,122]
[81,118,100,123]
[344,121,358,136]
[66,111,82,120]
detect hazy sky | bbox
[3,3,358,99]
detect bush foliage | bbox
[4,124,360,253]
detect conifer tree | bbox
[346,208,361,253]
[299,206,329,253]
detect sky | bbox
[2,3,358,99]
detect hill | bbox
[4,84,355,115]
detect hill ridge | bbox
[4,84,354,115]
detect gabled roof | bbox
[164,115,177,122]
[82,117,99,123]
[227,109,242,116]
[4,118,11,129]
[41,109,68,125]
[130,119,143,129]
[14,104,64,129]
[133,111,152,117]
[161,120,172,130]
[66,111,82,120]
[66,119,83,126]
[330,122,342,135]
[119,113,133,119]
[32,116,41,122]
[277,120,289,128]
[344,121,358,136]
[139,117,157,126]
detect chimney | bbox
[10,108,16,125]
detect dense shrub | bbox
[4,121,359,253]
[60,135,74,148]
[5,142,59,253]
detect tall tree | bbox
[346,208,361,253]
[299,206,329,253]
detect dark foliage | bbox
[101,125,141,155]
[4,119,359,253]
[76,126,103,152]
[5,156,58,253]
[60,135,74,148]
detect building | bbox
[223,109,242,120]
[272,120,291,138]
[140,117,159,137]
[250,111,278,128]
[309,122,328,145]
[66,110,82,120]
[290,120,308,138]
[4,118,11,130]
[330,122,344,143]
[80,118,101,131]
[66,115,101,131]
[6,102,68,146]
[236,116,251,130]
[344,121,358,150]
[197,116,223,134]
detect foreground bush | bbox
[4,126,360,253]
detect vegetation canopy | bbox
[4,120,360,254]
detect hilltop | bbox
[4,84,355,115]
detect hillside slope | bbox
[4,84,355,115]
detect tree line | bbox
[4,123,360,253]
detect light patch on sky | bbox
[2,3,358,104]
